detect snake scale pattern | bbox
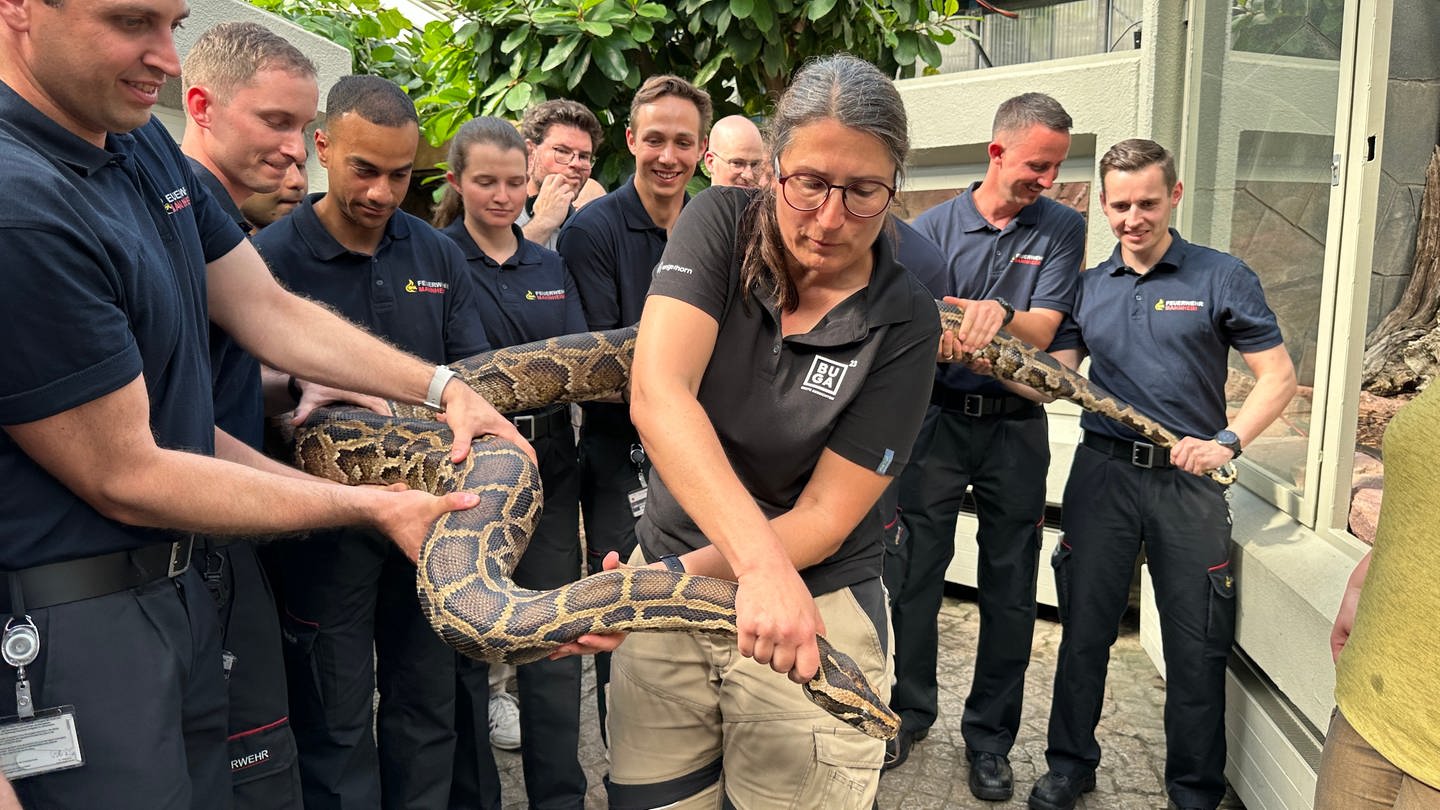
[287,300,1228,742]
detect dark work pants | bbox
[198,540,303,810]
[577,404,647,736]
[1046,444,1236,810]
[451,431,587,810]
[2,567,229,810]
[885,402,1048,754]
[279,529,458,810]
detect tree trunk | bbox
[1362,145,1440,394]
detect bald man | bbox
[703,114,765,188]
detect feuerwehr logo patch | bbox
[405,279,449,294]
[801,355,850,400]
[162,186,192,215]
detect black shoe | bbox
[882,726,928,772]
[1027,770,1097,810]
[967,751,1014,801]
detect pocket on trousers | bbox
[228,715,299,787]
[793,728,882,808]
[1051,537,1073,625]
[1204,562,1237,651]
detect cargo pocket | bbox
[1204,562,1237,654]
[792,727,882,807]
[228,715,299,788]
[1051,537,1073,625]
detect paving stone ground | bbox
[490,590,1246,809]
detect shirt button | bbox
[501,284,508,290]
[376,279,384,286]
[1134,293,1141,300]
[772,344,780,355]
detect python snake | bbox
[285,300,1230,743]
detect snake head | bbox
[803,636,900,740]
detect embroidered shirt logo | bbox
[162,186,192,215]
[405,279,449,294]
[1154,298,1205,312]
[1011,253,1044,266]
[801,355,849,401]
[655,263,693,276]
[525,289,566,301]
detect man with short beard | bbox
[518,98,604,250]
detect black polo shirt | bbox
[892,216,948,298]
[252,194,492,364]
[637,187,941,595]
[441,221,586,347]
[1071,230,1284,442]
[188,157,266,450]
[0,82,244,568]
[557,176,675,331]
[913,183,1085,395]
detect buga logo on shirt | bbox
[1011,252,1044,266]
[525,289,566,301]
[405,279,448,294]
[1153,298,1205,312]
[800,355,854,401]
[162,186,192,215]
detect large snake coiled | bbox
[285,300,1226,743]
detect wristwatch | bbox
[993,297,1015,327]
[424,365,458,410]
[1213,429,1243,459]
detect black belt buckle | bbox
[962,394,986,417]
[513,414,536,442]
[168,536,194,578]
[1130,442,1156,469]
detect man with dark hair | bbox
[179,21,318,808]
[252,74,501,810]
[1029,138,1295,810]
[556,73,710,732]
[519,98,605,249]
[243,160,309,231]
[0,0,526,807]
[884,93,1086,802]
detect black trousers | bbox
[2,568,229,810]
[577,404,647,735]
[885,401,1048,754]
[451,431,587,810]
[196,540,303,810]
[1046,443,1236,809]
[278,530,458,810]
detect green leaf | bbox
[894,30,918,64]
[729,32,762,64]
[590,38,629,81]
[566,46,591,89]
[370,44,395,63]
[729,0,752,19]
[473,27,495,56]
[894,2,913,24]
[693,50,727,87]
[716,7,732,35]
[630,19,655,42]
[636,2,669,18]
[503,82,533,112]
[916,32,942,66]
[500,25,530,54]
[750,0,774,32]
[577,19,615,36]
[806,0,837,21]
[541,33,584,72]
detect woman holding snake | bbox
[569,55,942,808]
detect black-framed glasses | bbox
[775,165,896,219]
[548,144,593,166]
[707,149,763,175]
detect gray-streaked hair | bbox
[432,117,526,228]
[182,21,315,99]
[741,53,909,312]
[991,92,1072,139]
[1099,138,1178,191]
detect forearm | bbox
[1228,365,1297,447]
[259,365,300,416]
[214,426,330,484]
[521,219,559,248]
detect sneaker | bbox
[488,690,521,750]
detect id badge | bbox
[0,705,84,780]
[627,485,648,518]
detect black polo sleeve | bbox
[558,219,622,331]
[559,259,589,335]
[646,187,747,322]
[1217,260,1285,353]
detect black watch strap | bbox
[994,297,1015,327]
[658,554,685,574]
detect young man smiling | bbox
[556,74,711,732]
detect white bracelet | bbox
[424,365,458,410]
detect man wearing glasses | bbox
[884,93,1086,803]
[703,114,765,188]
[519,99,606,249]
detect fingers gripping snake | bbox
[286,301,1230,743]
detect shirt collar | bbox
[291,192,411,260]
[441,220,540,269]
[0,79,133,177]
[616,175,687,233]
[956,181,1044,233]
[769,227,918,348]
[1103,228,1189,276]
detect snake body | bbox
[287,301,1224,743]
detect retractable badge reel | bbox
[3,616,39,720]
[627,443,648,518]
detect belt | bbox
[1082,431,1172,469]
[931,389,1038,418]
[1,537,194,612]
[512,405,570,442]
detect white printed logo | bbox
[801,355,849,401]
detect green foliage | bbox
[1231,0,1345,60]
[248,0,977,187]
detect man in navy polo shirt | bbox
[251,75,498,810]
[0,1,524,807]
[1028,139,1296,810]
[556,74,711,731]
[884,94,1085,800]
